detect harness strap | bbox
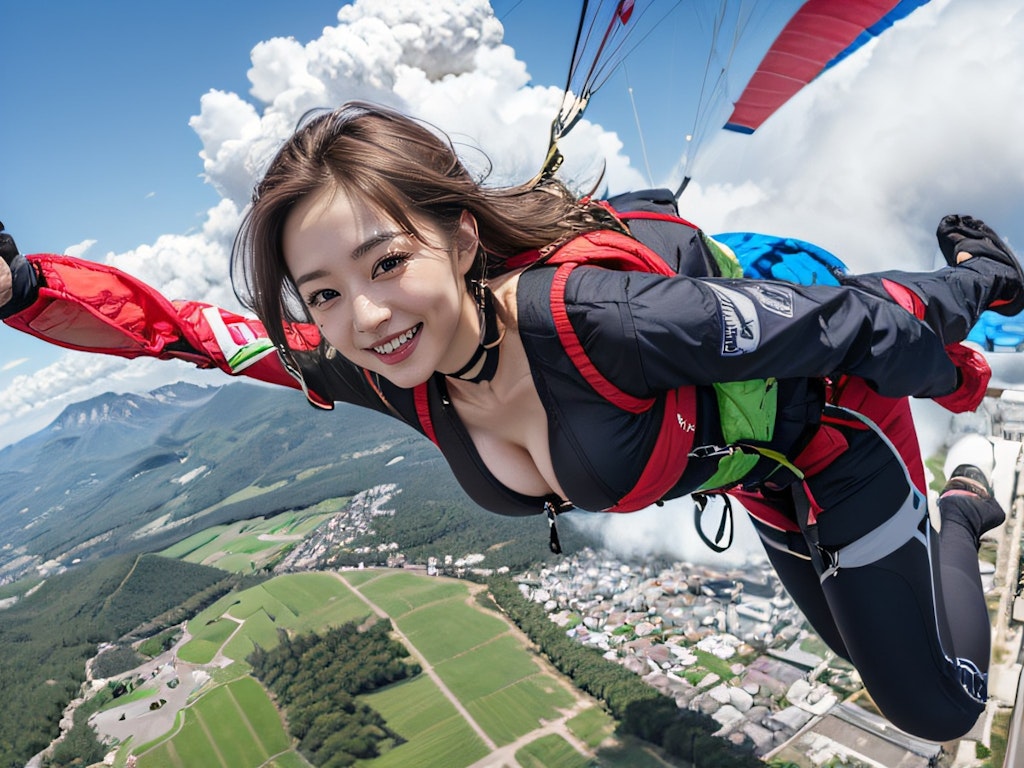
[692,492,735,552]
[550,261,655,413]
[817,485,927,580]
[362,369,439,447]
[795,406,988,704]
[547,259,699,511]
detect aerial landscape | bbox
[3,1,1024,767]
[0,380,1021,767]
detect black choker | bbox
[445,283,502,383]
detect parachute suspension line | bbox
[535,0,683,185]
[537,0,599,183]
[623,62,653,188]
[674,0,768,198]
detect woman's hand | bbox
[0,224,16,308]
[0,257,11,307]
[0,224,39,318]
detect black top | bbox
[291,235,958,517]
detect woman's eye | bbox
[372,252,411,279]
[306,288,340,308]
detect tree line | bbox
[0,554,230,768]
[248,620,420,767]
[486,576,763,768]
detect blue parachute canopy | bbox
[714,231,847,286]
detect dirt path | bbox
[334,570,603,768]
[88,617,242,749]
[331,571,498,751]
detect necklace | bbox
[444,283,503,383]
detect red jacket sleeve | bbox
[3,254,333,408]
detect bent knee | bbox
[869,678,983,741]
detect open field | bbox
[357,676,491,768]
[158,505,342,573]
[108,567,667,767]
[135,677,290,768]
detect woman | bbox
[1,102,1018,740]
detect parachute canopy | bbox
[543,0,933,192]
[724,0,932,134]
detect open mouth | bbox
[371,324,421,356]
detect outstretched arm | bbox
[560,265,963,400]
[0,224,333,407]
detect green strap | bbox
[695,377,804,492]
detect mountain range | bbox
[0,380,575,585]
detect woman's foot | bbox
[940,464,1006,544]
[941,464,993,499]
[936,214,1024,315]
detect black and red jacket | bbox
[3,227,971,518]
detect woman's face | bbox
[283,184,480,388]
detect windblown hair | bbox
[231,100,622,353]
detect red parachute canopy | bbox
[725,0,931,134]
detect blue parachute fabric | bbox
[716,230,1024,353]
[825,0,933,74]
[713,231,847,286]
[966,312,1024,352]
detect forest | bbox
[0,554,231,768]
[486,576,764,768]
[248,620,421,767]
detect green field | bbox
[136,677,290,768]
[178,618,239,664]
[124,568,627,768]
[158,506,339,573]
[357,676,490,768]
[567,706,616,748]
[345,571,580,749]
[517,734,593,768]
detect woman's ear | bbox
[455,210,480,276]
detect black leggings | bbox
[737,255,1018,740]
[748,407,998,741]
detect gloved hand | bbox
[933,342,991,414]
[0,222,39,319]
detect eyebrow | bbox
[293,230,403,289]
[351,230,403,260]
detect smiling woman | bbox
[1,100,1021,742]
[281,186,480,389]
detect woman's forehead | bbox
[286,185,395,243]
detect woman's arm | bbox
[0,226,338,407]
[561,266,961,400]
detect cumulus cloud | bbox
[687,0,1024,273]
[64,239,97,259]
[1,0,1022,566]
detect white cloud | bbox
[688,0,1024,274]
[2,0,1023,570]
[2,358,28,372]
[64,239,97,259]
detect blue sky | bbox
[0,0,795,409]
[2,0,1024,450]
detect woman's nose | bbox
[352,293,390,333]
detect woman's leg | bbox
[839,214,1023,346]
[800,398,998,740]
[936,466,1005,664]
[743,510,852,663]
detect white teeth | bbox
[373,326,419,355]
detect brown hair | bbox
[231,100,621,353]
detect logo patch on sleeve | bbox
[708,284,760,355]
[750,283,794,318]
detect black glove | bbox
[0,222,40,319]
[0,221,18,265]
